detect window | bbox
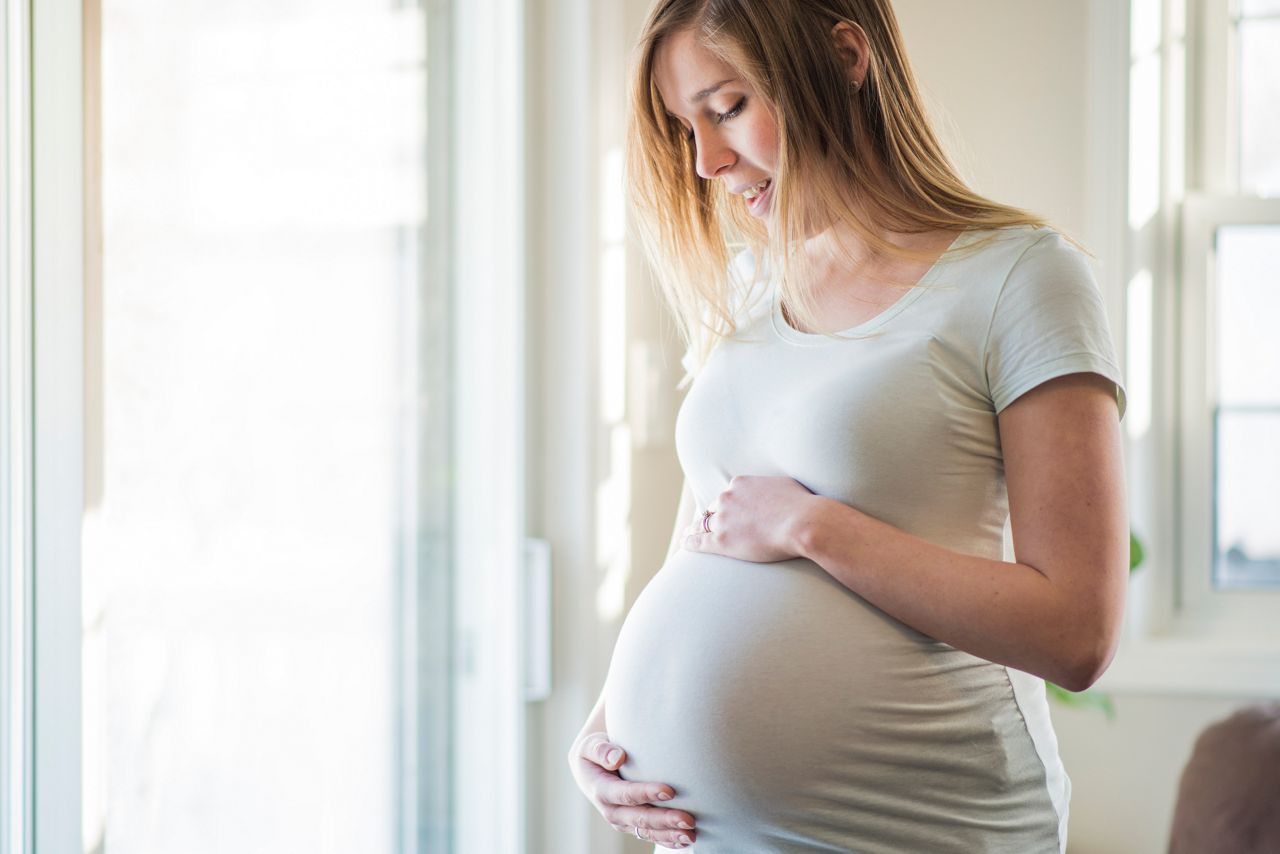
[1209,225,1280,589]
[2,0,532,850]
[1115,0,1280,674]
[1176,0,1280,630]
[1233,0,1280,194]
[84,2,438,850]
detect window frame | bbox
[1,0,36,850]
[1176,0,1280,625]
[449,0,531,850]
[22,0,87,850]
[1177,194,1280,635]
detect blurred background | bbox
[1,1,1277,853]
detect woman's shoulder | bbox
[992,224,1090,263]
[980,223,1112,342]
[943,225,1094,294]
[958,223,1069,259]
[1003,225,1097,289]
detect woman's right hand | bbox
[568,731,698,849]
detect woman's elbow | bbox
[1065,609,1124,692]
[1058,582,1125,692]
[1065,645,1116,692]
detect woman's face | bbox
[653,28,780,221]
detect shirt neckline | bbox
[769,228,982,345]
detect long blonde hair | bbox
[625,0,1087,389]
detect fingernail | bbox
[677,821,693,830]
[656,791,672,801]
[679,834,693,845]
[606,748,622,765]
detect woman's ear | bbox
[830,20,871,87]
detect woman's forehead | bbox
[653,29,740,114]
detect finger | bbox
[604,806,697,847]
[634,824,697,850]
[592,771,679,808]
[577,732,625,770]
[655,831,698,851]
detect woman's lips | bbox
[746,179,772,214]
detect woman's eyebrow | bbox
[688,77,738,103]
[665,77,739,119]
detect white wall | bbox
[1051,693,1254,853]
[892,0,1091,240]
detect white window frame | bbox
[450,0,531,850]
[1,0,36,850]
[1095,0,1280,697]
[1,0,86,852]
[1177,194,1280,637]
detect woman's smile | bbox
[743,178,772,215]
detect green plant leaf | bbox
[1045,681,1116,721]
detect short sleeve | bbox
[984,232,1127,420]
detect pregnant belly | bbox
[603,549,1050,852]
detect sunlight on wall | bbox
[1128,65,1162,231]
[1125,268,1153,441]
[1129,0,1162,231]
[596,147,630,623]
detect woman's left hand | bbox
[683,475,823,563]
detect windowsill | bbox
[1094,633,1280,697]
[1101,554,1280,697]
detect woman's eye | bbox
[716,97,746,124]
[679,96,746,143]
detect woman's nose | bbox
[694,133,735,180]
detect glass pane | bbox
[1213,224,1280,589]
[1128,52,1162,229]
[1241,0,1280,16]
[1215,225,1280,405]
[1214,410,1280,588]
[1131,0,1161,57]
[86,3,444,853]
[1239,20,1280,195]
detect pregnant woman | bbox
[568,1,1128,851]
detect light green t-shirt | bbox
[604,225,1126,853]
